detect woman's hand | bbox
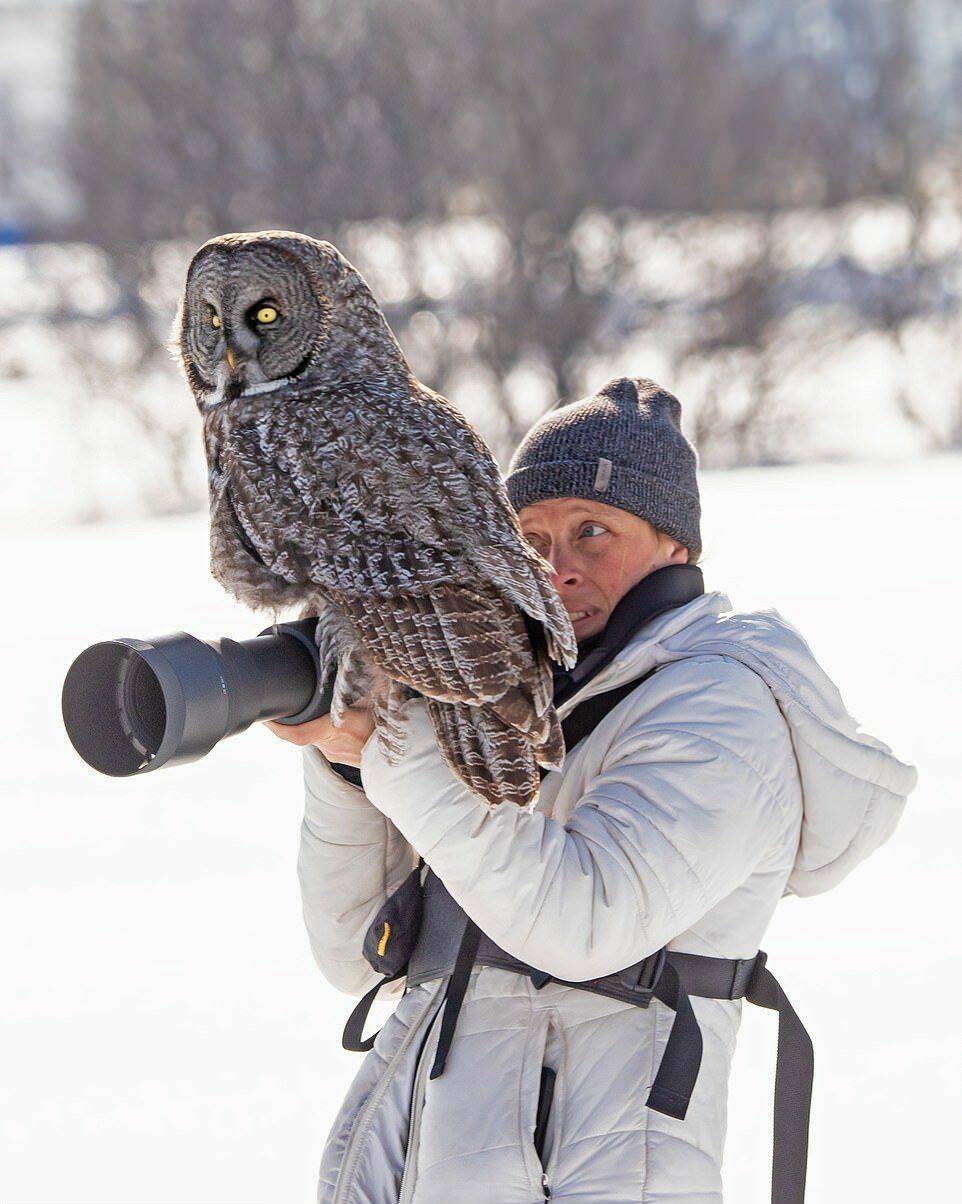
[264,705,376,768]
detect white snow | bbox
[1,453,957,1202]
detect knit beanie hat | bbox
[505,376,701,560]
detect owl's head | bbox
[175,230,405,413]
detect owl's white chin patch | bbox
[240,377,292,397]
[199,377,291,412]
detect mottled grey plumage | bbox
[175,230,576,806]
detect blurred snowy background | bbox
[1,1,958,1201]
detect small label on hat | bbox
[593,457,613,491]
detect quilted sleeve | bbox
[359,657,801,980]
[297,744,419,997]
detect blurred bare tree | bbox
[865,0,962,449]
[56,0,962,514]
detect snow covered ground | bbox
[1,453,957,1202]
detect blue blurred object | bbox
[0,220,27,247]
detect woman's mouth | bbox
[568,609,593,625]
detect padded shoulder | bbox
[597,653,800,818]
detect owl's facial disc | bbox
[183,245,324,410]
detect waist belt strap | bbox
[375,864,811,1204]
[346,940,814,1204]
[646,957,702,1121]
[743,952,815,1204]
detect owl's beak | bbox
[220,340,261,403]
[222,343,250,402]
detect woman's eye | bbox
[256,305,279,325]
[581,522,607,538]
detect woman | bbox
[270,377,917,1203]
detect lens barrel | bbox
[61,618,333,777]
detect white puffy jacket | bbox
[297,589,917,1203]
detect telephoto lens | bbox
[61,618,334,777]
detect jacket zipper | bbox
[333,981,443,1204]
[396,1003,445,1203]
[534,1063,556,1199]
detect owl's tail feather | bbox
[521,551,579,670]
[487,678,556,748]
[304,602,376,729]
[426,697,563,808]
[330,643,377,726]
[538,578,579,669]
[307,605,342,695]
[536,707,566,772]
[372,678,415,763]
[470,543,578,670]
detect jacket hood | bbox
[559,591,918,898]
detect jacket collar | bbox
[553,563,705,708]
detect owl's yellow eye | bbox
[256,305,279,325]
[210,312,221,329]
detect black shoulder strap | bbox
[559,665,661,755]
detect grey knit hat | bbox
[505,376,701,559]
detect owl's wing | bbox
[222,381,575,659]
[342,382,578,669]
[232,474,550,716]
[341,564,552,720]
[218,398,565,729]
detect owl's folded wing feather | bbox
[331,384,578,669]
[222,385,574,655]
[222,430,556,736]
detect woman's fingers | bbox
[263,715,334,747]
[263,706,377,767]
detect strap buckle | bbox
[617,947,666,1007]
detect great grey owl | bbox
[175,230,576,808]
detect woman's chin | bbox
[571,612,605,640]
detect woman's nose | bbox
[549,556,583,590]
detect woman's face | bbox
[518,497,689,640]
